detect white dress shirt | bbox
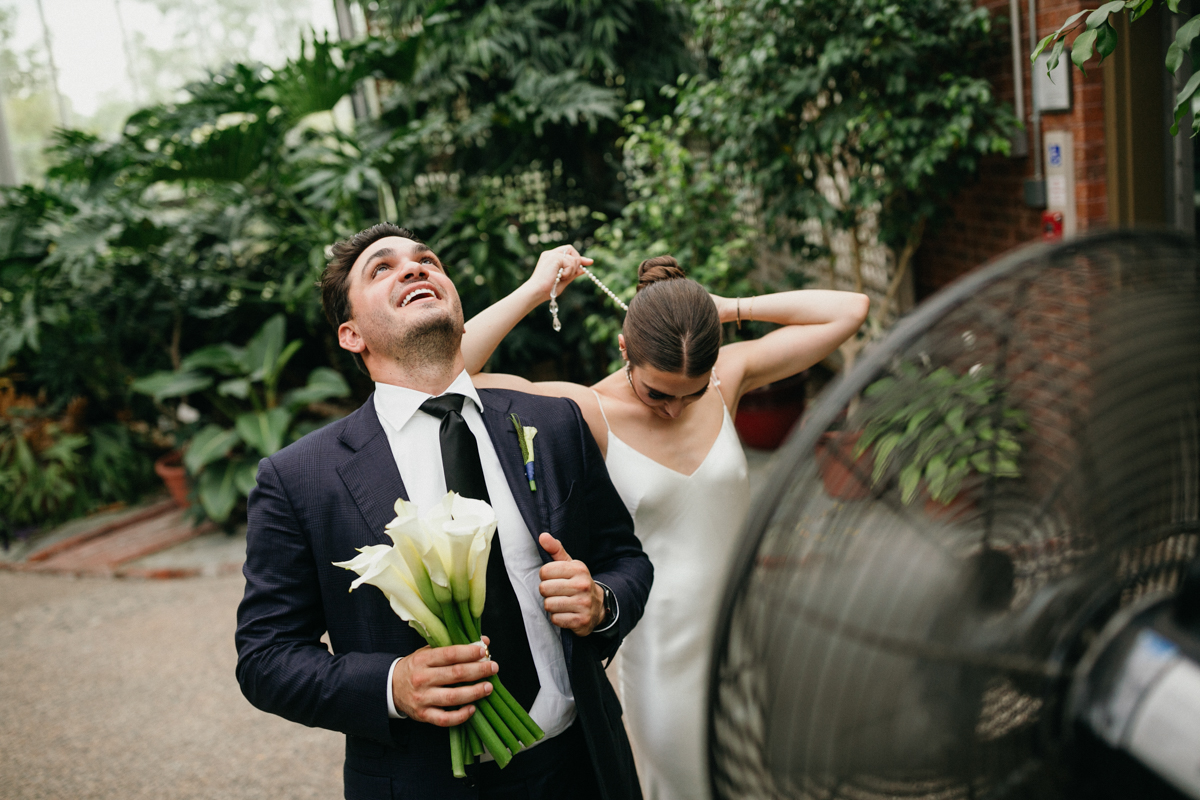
[373,372,576,745]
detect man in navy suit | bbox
[235,223,651,799]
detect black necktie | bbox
[419,394,541,710]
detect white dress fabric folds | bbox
[593,390,750,800]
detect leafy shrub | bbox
[0,376,157,543]
[133,314,350,523]
[854,363,1028,504]
[0,380,85,539]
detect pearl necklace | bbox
[549,266,629,332]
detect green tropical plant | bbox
[854,363,1028,505]
[132,314,350,523]
[1,3,695,416]
[669,0,1017,360]
[589,104,766,295]
[0,415,86,541]
[365,0,695,381]
[0,32,422,410]
[0,380,93,541]
[84,423,156,507]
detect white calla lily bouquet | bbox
[334,492,544,776]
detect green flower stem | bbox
[483,690,535,747]
[489,677,545,741]
[479,696,522,755]
[468,725,483,758]
[458,600,480,641]
[410,558,443,619]
[439,596,540,759]
[443,602,543,742]
[439,601,525,761]
[449,723,466,778]
[468,708,512,769]
[441,602,469,643]
[460,699,509,767]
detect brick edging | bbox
[25,499,178,563]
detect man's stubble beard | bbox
[368,296,465,373]
[397,311,463,370]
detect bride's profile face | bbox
[625,362,710,420]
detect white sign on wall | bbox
[1043,130,1076,237]
[1033,52,1073,114]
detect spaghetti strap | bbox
[711,368,730,411]
[590,389,613,433]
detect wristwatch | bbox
[599,583,617,629]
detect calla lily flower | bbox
[417,496,455,603]
[467,529,494,620]
[386,499,443,613]
[445,494,497,605]
[444,523,478,602]
[334,544,451,647]
[440,496,497,619]
[385,497,420,532]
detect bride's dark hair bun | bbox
[624,254,720,379]
[636,255,687,293]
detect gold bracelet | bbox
[735,298,742,330]
[748,296,754,323]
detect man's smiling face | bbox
[337,236,465,374]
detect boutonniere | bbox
[509,413,538,492]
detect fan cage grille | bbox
[710,233,1200,800]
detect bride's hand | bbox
[526,245,593,303]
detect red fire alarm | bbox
[1042,210,1064,241]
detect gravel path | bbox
[0,571,342,799]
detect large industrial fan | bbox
[709,231,1200,800]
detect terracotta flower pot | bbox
[154,451,191,508]
[813,431,872,500]
[734,371,807,450]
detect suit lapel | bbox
[480,390,574,670]
[479,390,547,549]
[336,394,408,546]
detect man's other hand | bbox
[391,639,497,726]
[538,532,605,636]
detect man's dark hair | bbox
[320,222,420,375]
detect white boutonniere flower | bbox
[510,413,538,491]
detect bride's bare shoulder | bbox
[590,371,625,396]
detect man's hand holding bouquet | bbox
[334,492,545,777]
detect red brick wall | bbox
[914,0,1110,299]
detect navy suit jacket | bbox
[235,388,651,800]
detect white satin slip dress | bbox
[592,387,750,800]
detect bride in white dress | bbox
[463,247,868,799]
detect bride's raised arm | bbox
[460,245,611,451]
[460,245,592,374]
[712,289,870,409]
